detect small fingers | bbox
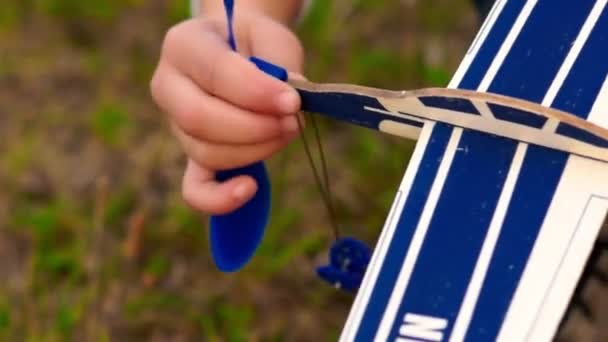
[161,20,299,116]
[151,63,298,144]
[182,159,257,214]
[173,124,297,170]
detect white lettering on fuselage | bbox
[395,313,448,342]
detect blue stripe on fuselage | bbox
[463,147,568,341]
[382,0,598,340]
[388,0,594,333]
[386,131,517,341]
[465,2,606,340]
[459,0,527,90]
[353,124,453,342]
[353,0,528,339]
[351,1,607,341]
[487,0,596,102]
[551,6,608,117]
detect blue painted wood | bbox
[344,1,608,341]
[557,123,608,148]
[295,87,608,160]
[488,103,547,128]
[297,89,423,130]
[419,96,481,115]
[466,3,608,338]
[353,123,454,340]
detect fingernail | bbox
[276,90,299,115]
[281,115,299,133]
[233,183,253,201]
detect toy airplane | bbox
[208,0,608,340]
[290,79,608,163]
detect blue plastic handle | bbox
[209,1,290,272]
[211,162,271,272]
[209,56,288,272]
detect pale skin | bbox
[150,0,305,215]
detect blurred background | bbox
[0,0,603,341]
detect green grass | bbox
[0,3,20,32]
[36,0,139,22]
[103,188,137,227]
[167,0,191,24]
[125,292,190,317]
[0,301,10,332]
[90,103,133,147]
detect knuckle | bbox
[283,35,305,71]
[197,147,237,171]
[259,142,284,160]
[204,48,226,96]
[246,75,271,99]
[191,144,211,166]
[286,30,304,56]
[248,122,271,139]
[189,143,231,172]
[162,24,186,55]
[173,102,203,135]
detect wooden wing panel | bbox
[341,1,608,341]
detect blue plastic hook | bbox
[316,237,371,291]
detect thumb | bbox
[247,17,304,73]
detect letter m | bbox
[398,313,448,342]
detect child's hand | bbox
[151,10,303,215]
